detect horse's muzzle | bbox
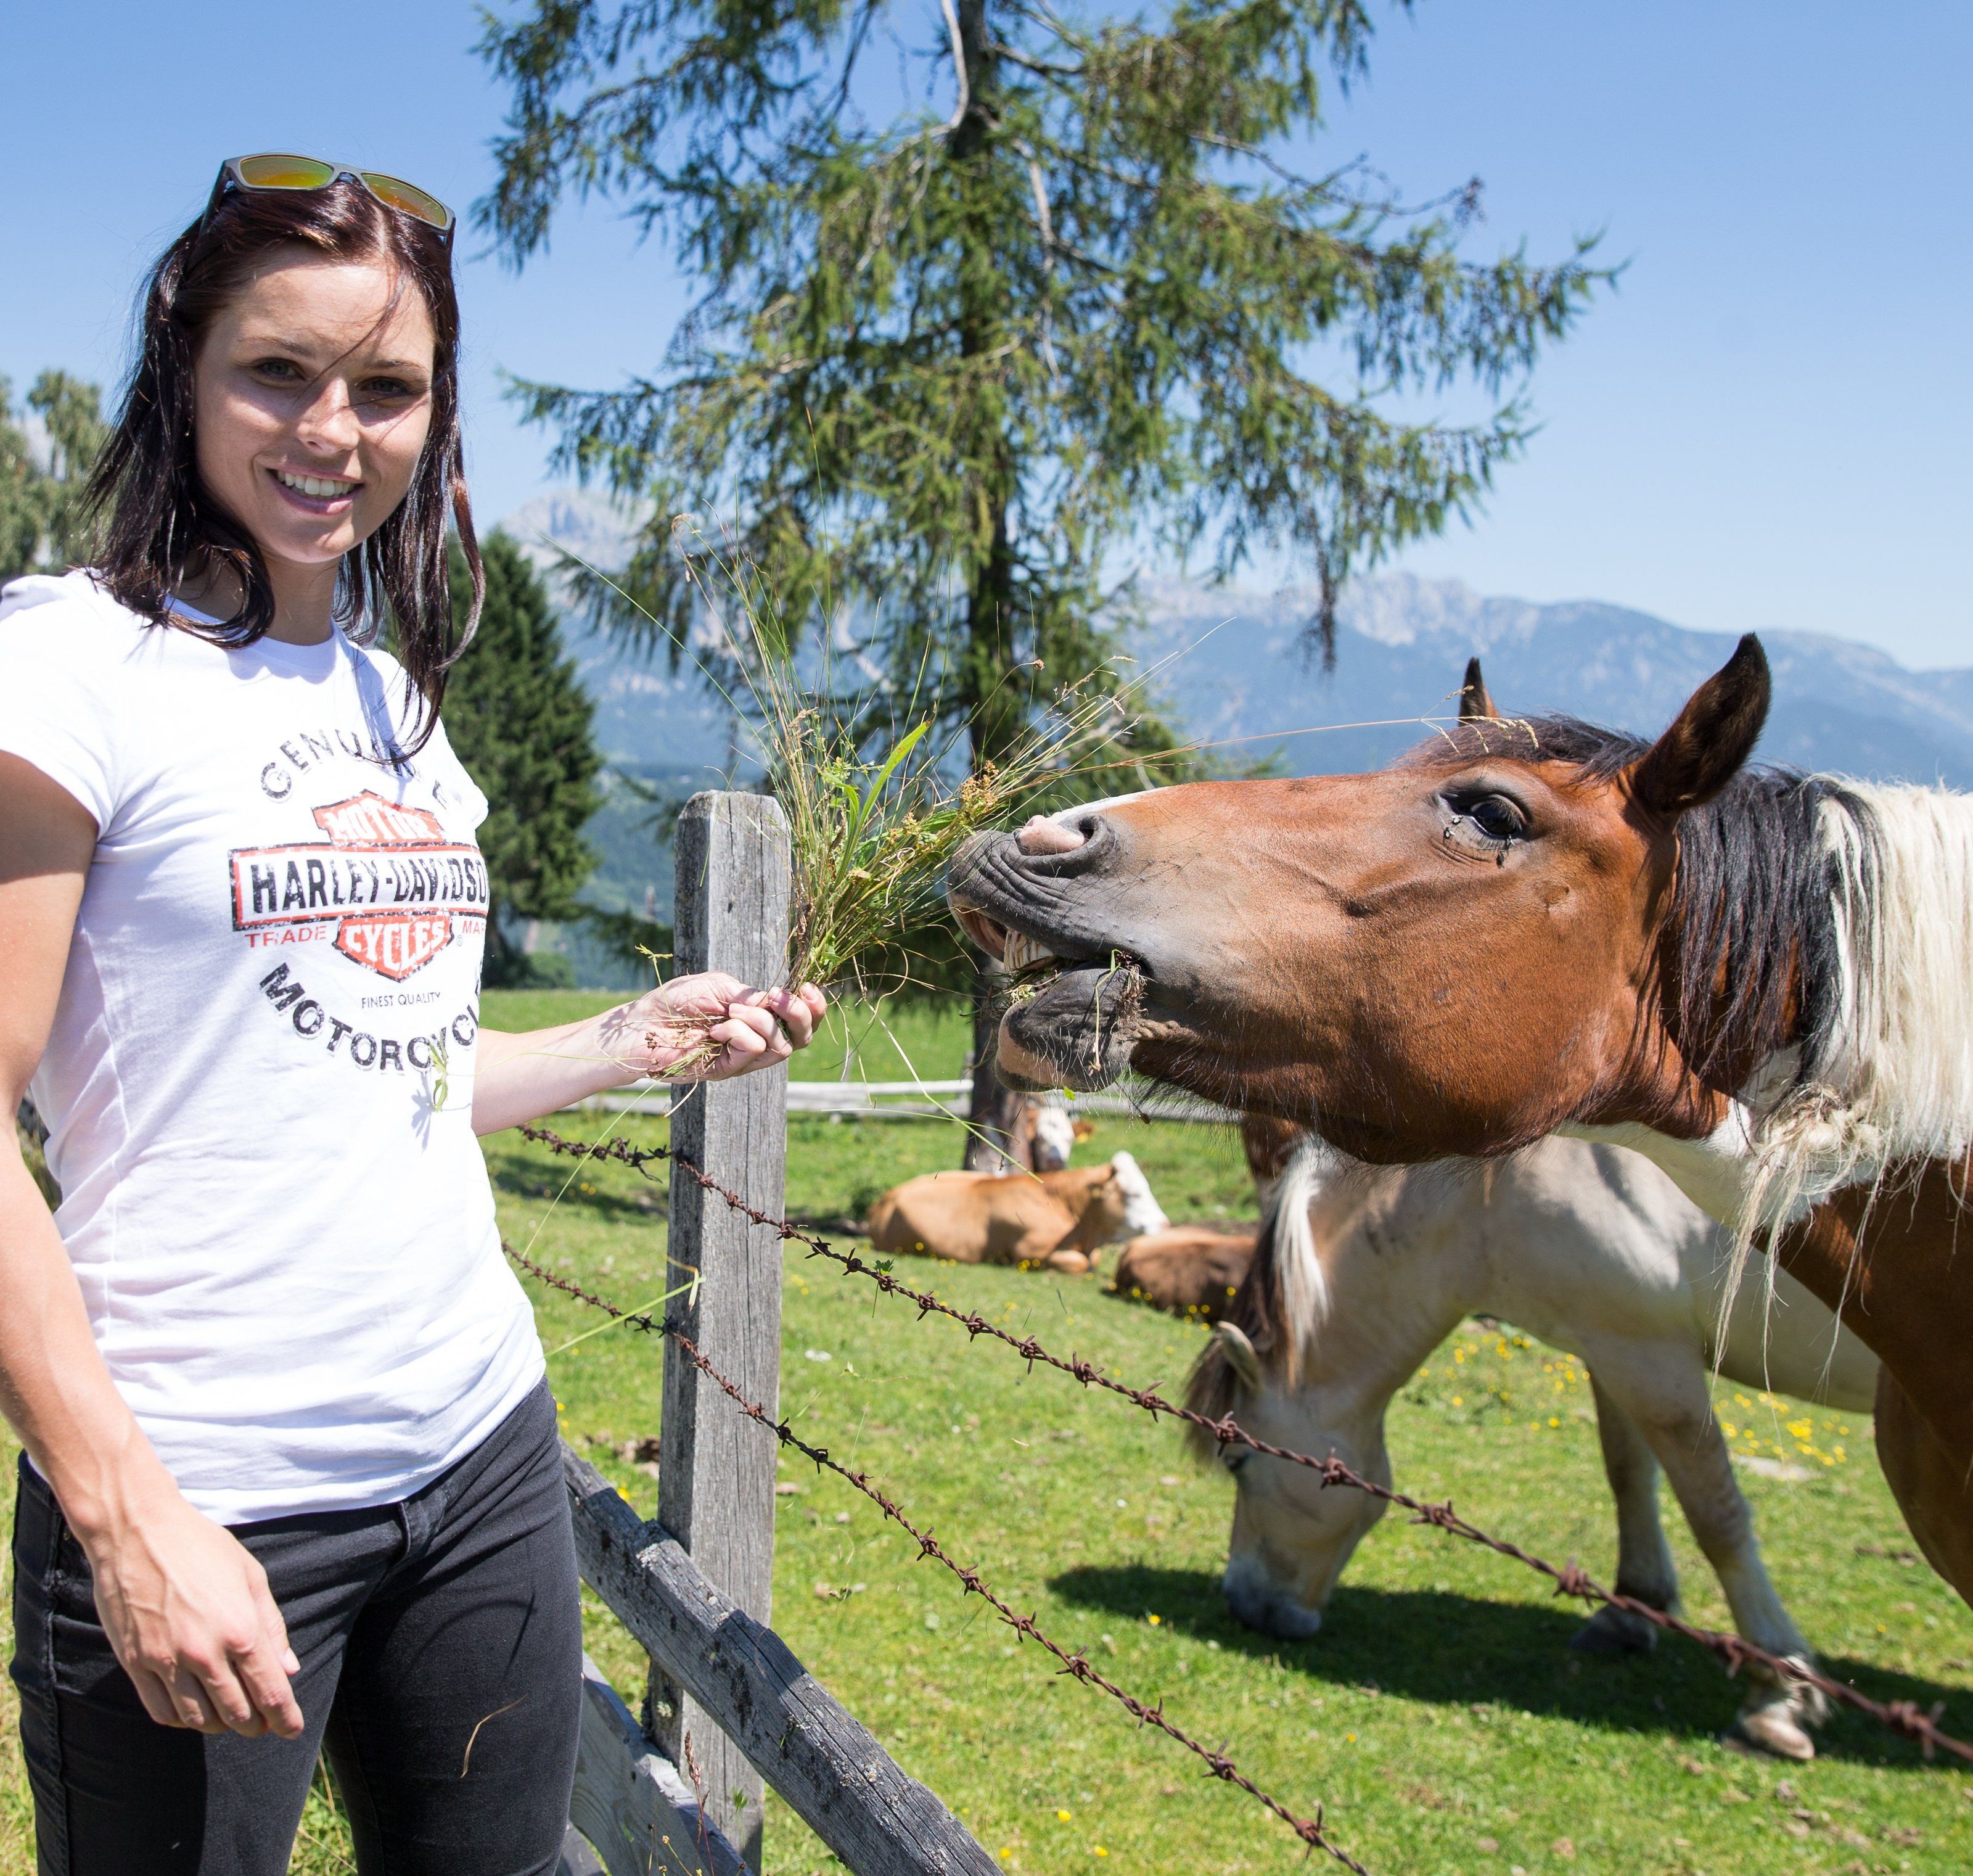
[995,955,1146,1092]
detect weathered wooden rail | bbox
[582,1077,1239,1124]
[562,1448,996,1875]
[556,792,996,1876]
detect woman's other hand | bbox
[80,1481,303,1738]
[1,753,301,1739]
[609,974,827,1082]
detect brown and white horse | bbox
[948,643,1973,1601]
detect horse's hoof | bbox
[1568,1604,1660,1655]
[1728,1705,1816,1762]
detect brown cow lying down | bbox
[1112,1225,1258,1323]
[865,1153,1168,1274]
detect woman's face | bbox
[192,250,437,573]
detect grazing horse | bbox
[864,1153,1168,1273]
[1183,1135,1876,1759]
[947,641,1973,1602]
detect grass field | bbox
[2,989,1969,1873]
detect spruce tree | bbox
[445,531,605,985]
[476,0,1606,1150]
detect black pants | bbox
[10,1382,582,1876]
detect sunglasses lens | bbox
[360,171,453,231]
[234,154,340,190]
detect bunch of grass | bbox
[771,700,1112,995]
[671,524,1136,1002]
[638,697,1107,1075]
[556,519,1152,1075]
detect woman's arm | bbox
[0,755,301,1740]
[472,974,827,1137]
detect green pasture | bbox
[489,984,978,1089]
[1,989,1967,1872]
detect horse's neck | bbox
[1295,1168,1475,1397]
[1597,782,1973,1223]
[1778,1156,1973,1452]
[1560,1109,1758,1229]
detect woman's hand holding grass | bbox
[472,974,827,1135]
[612,973,827,1082]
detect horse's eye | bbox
[1442,789,1528,852]
[1223,1449,1251,1476]
[1469,796,1525,842]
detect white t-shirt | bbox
[0,571,544,1523]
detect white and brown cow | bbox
[864,1153,1167,1274]
[1008,1092,1081,1172]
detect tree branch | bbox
[940,0,970,133]
[986,39,1081,80]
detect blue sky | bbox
[5,1,1967,665]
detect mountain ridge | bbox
[499,493,1973,790]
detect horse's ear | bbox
[1628,634,1770,817]
[1458,656,1498,723]
[1214,1322,1263,1393]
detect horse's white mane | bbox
[1743,779,1973,1233]
[1264,1138,1333,1386]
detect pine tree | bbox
[476,0,1606,1151]
[0,371,108,581]
[444,532,605,986]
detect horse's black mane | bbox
[1408,713,1867,1100]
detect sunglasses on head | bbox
[209,154,454,249]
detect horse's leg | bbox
[1569,1375,1678,1655]
[1581,1340,1820,1761]
[1874,1368,1973,1603]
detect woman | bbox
[0,156,824,1875]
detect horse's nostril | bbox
[1016,815,1087,857]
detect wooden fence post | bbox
[656,791,790,1870]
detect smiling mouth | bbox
[271,467,360,502]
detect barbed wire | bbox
[519,1123,1973,1769]
[504,1235,1369,1874]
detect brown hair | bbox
[84,173,482,755]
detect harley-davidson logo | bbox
[231,791,488,981]
[313,794,445,846]
[333,912,459,979]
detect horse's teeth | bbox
[1003,932,1056,971]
